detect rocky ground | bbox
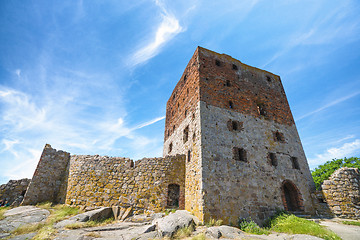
[0,206,359,240]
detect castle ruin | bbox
[18,47,326,224]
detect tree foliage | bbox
[311,157,360,190]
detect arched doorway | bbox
[281,180,304,212]
[167,184,180,208]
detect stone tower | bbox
[163,47,316,224]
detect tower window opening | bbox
[266,76,272,82]
[215,59,221,66]
[187,150,191,162]
[233,147,247,162]
[183,126,189,143]
[187,88,189,95]
[274,131,285,142]
[257,103,266,116]
[169,142,173,153]
[291,157,300,170]
[193,132,196,141]
[229,101,233,109]
[185,109,188,117]
[232,64,238,70]
[184,74,187,82]
[226,80,231,87]
[268,152,277,167]
[232,121,238,131]
[173,125,175,132]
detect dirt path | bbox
[320,220,360,240]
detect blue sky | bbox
[1,0,359,184]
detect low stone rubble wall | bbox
[0,178,30,206]
[322,167,360,219]
[66,154,186,214]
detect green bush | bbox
[238,218,270,235]
[311,157,360,189]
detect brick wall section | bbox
[164,48,200,142]
[0,178,30,206]
[198,47,294,126]
[66,155,185,214]
[322,167,360,219]
[21,144,70,205]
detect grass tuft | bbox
[342,220,360,226]
[268,213,341,240]
[238,219,270,235]
[0,206,11,220]
[65,217,115,229]
[85,232,101,238]
[205,218,223,227]
[12,222,46,235]
[191,233,206,240]
[33,225,57,240]
[173,225,195,239]
[165,209,177,215]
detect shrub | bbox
[238,218,270,235]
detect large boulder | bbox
[152,210,195,237]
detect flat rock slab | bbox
[55,207,113,229]
[7,232,37,240]
[206,225,245,239]
[54,222,156,240]
[0,206,50,233]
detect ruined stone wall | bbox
[322,167,360,219]
[66,155,185,214]
[0,178,30,206]
[22,144,70,205]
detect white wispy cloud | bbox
[262,1,360,68]
[296,91,360,121]
[308,139,360,167]
[134,116,165,130]
[129,0,184,67]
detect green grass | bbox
[173,225,195,239]
[342,220,360,226]
[237,213,341,240]
[205,218,223,227]
[191,233,206,240]
[165,209,177,215]
[268,213,341,240]
[65,217,115,229]
[0,206,11,220]
[11,203,83,237]
[238,219,270,235]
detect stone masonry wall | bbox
[66,155,185,214]
[322,167,360,219]
[22,144,70,205]
[200,102,315,225]
[0,178,30,206]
